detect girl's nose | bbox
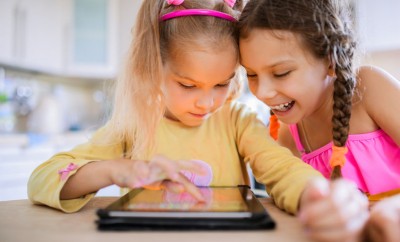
[253,78,277,101]
[195,91,214,110]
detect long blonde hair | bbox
[107,0,243,159]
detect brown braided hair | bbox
[237,0,358,180]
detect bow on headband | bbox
[58,163,78,181]
[224,0,236,7]
[167,0,184,5]
[167,0,236,8]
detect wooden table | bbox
[0,197,311,242]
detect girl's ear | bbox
[327,55,336,77]
[328,66,336,77]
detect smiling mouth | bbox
[269,101,295,112]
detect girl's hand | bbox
[109,155,207,201]
[362,195,400,242]
[298,178,369,242]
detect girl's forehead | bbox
[168,47,237,68]
[168,42,238,65]
[164,47,238,84]
[243,29,298,44]
[240,29,322,68]
[168,36,237,56]
[240,29,299,55]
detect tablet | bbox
[96,186,275,230]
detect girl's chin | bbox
[181,117,207,127]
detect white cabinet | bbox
[22,0,69,73]
[0,0,121,79]
[66,0,119,78]
[0,1,13,62]
[0,0,19,63]
[0,0,68,73]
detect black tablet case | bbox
[96,186,276,231]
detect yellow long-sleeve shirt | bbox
[28,101,322,214]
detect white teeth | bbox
[270,101,293,111]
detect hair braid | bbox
[330,10,356,179]
[330,39,356,179]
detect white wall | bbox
[357,0,400,52]
[117,0,143,65]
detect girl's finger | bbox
[163,180,185,193]
[300,197,335,227]
[368,196,400,242]
[151,156,209,180]
[147,156,205,201]
[132,160,151,181]
[301,178,330,205]
[170,173,205,202]
[149,155,180,180]
[306,193,367,230]
[300,179,368,230]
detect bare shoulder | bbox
[356,65,399,94]
[355,65,400,145]
[277,122,301,157]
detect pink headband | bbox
[167,0,236,8]
[162,0,237,22]
[160,9,237,22]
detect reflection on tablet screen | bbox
[124,187,248,212]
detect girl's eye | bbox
[274,71,290,78]
[178,82,195,89]
[216,80,231,88]
[246,73,257,78]
[244,69,257,78]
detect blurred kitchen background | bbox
[0,0,399,201]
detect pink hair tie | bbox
[329,145,348,168]
[167,0,184,5]
[224,0,236,8]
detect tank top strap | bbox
[366,188,400,202]
[288,124,306,155]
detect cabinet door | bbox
[0,0,18,63]
[66,0,119,78]
[23,0,69,73]
[0,0,69,73]
[0,0,120,79]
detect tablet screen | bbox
[97,186,276,229]
[100,186,269,219]
[121,187,248,212]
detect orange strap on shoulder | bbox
[366,188,400,202]
[329,145,348,168]
[269,113,280,140]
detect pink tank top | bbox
[289,125,400,195]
